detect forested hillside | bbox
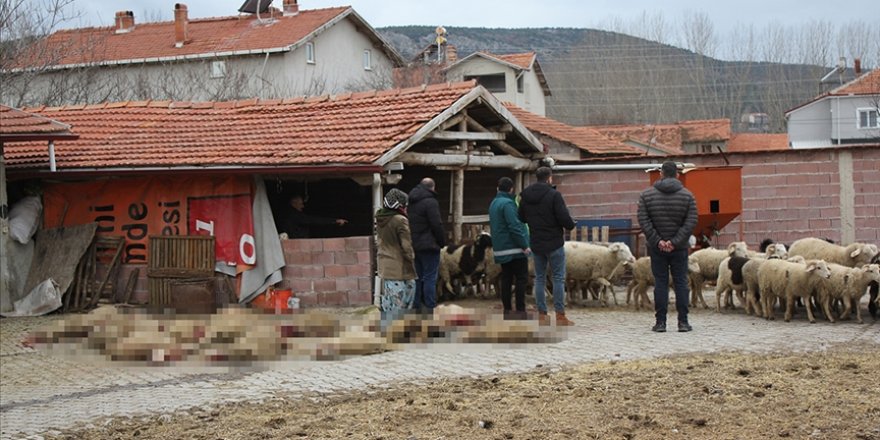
[379,26,833,131]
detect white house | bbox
[786,69,880,149]
[444,51,551,116]
[2,0,404,107]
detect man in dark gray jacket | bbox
[408,178,446,314]
[637,161,698,333]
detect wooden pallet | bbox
[147,235,215,306]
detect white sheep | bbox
[741,248,797,317]
[687,242,750,309]
[757,258,832,323]
[564,241,635,306]
[715,243,788,313]
[817,263,880,324]
[788,237,879,268]
[626,256,700,311]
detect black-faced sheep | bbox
[687,242,750,309]
[788,237,879,268]
[757,258,832,323]
[437,233,493,299]
[716,242,788,313]
[564,241,635,306]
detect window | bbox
[700,144,715,153]
[210,60,226,78]
[516,75,524,93]
[362,49,372,70]
[464,73,505,93]
[858,108,878,129]
[305,42,315,64]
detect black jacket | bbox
[408,184,446,252]
[637,177,698,250]
[278,207,337,238]
[518,182,575,255]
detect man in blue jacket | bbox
[489,177,531,320]
[519,167,576,326]
[637,161,698,333]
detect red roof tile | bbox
[726,133,790,152]
[493,52,536,69]
[591,119,731,153]
[10,7,399,70]
[504,104,640,155]
[0,105,78,141]
[3,82,479,170]
[830,69,880,96]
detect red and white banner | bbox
[42,176,256,267]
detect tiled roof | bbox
[10,7,402,69]
[504,104,640,155]
[726,133,790,152]
[4,82,479,170]
[0,105,77,141]
[493,52,536,69]
[786,69,879,114]
[591,119,732,153]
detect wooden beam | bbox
[466,116,525,158]
[430,131,507,141]
[397,152,536,170]
[461,214,490,223]
[453,168,464,243]
[438,113,465,131]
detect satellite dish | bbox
[239,0,270,14]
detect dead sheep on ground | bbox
[757,258,832,323]
[625,256,700,311]
[564,241,635,306]
[687,242,750,309]
[788,237,879,268]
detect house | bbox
[2,0,405,107]
[2,81,544,306]
[444,51,551,116]
[786,69,880,149]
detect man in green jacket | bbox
[488,177,531,320]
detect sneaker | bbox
[678,322,693,332]
[555,312,575,327]
[651,322,666,332]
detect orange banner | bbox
[43,176,255,266]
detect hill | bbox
[379,26,830,131]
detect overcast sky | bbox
[71,0,873,34]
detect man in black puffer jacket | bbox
[637,161,697,333]
[519,167,576,326]
[408,178,446,314]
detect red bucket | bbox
[252,288,295,314]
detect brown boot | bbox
[538,312,550,326]
[555,312,575,327]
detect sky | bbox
[70,0,874,35]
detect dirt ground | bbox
[46,345,880,440]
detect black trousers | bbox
[500,257,529,313]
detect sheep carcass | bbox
[789,237,879,267]
[687,242,750,309]
[437,233,493,299]
[564,241,635,306]
[757,258,832,323]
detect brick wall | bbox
[280,236,374,306]
[556,146,880,255]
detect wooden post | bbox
[371,173,382,306]
[452,112,468,243]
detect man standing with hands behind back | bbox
[637,161,698,333]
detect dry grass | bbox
[47,345,880,440]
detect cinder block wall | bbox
[280,236,374,306]
[557,147,880,255]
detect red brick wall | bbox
[556,147,880,255]
[280,236,374,306]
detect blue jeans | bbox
[649,246,690,324]
[414,250,440,313]
[533,246,566,313]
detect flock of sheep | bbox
[438,233,880,323]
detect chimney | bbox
[174,3,188,48]
[854,58,862,75]
[283,0,299,16]
[114,10,134,34]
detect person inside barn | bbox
[637,161,698,333]
[278,194,348,239]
